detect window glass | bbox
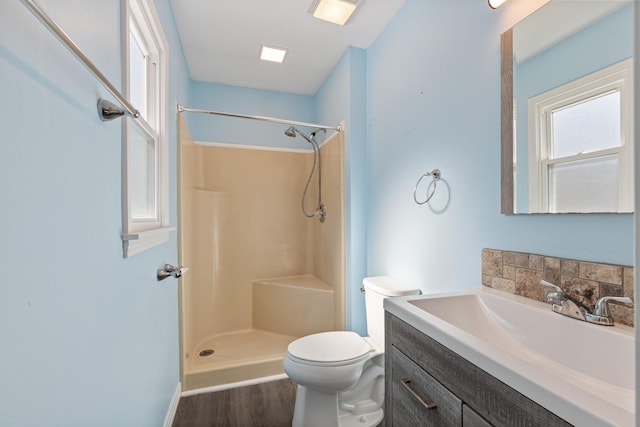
[548,155,618,212]
[129,122,157,219]
[129,29,147,120]
[551,91,620,158]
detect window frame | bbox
[120,0,173,257]
[527,58,634,213]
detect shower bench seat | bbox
[253,274,335,337]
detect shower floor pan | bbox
[184,329,297,391]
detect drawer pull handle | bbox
[401,378,438,410]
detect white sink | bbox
[385,287,635,427]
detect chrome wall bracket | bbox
[98,99,126,121]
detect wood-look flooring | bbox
[172,379,297,427]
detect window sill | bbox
[121,226,175,258]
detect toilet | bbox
[283,277,420,427]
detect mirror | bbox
[501,0,634,214]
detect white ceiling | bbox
[169,0,406,96]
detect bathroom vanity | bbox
[383,287,635,427]
[384,313,569,426]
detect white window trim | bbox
[121,0,173,257]
[527,58,634,213]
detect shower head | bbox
[284,126,314,144]
[284,126,297,138]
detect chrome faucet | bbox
[539,280,632,326]
[585,296,633,326]
[540,280,586,321]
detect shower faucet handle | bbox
[172,266,189,278]
[157,264,189,281]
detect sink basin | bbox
[385,287,635,427]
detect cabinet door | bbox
[391,347,462,426]
[463,404,492,427]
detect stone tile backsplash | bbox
[482,248,634,327]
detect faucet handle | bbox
[157,264,189,281]
[593,296,633,317]
[540,280,561,291]
[540,280,564,303]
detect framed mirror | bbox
[501,0,634,214]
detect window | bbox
[121,0,172,257]
[527,59,633,213]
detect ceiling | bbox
[169,0,406,96]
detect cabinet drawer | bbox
[391,346,462,426]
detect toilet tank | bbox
[363,277,420,348]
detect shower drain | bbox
[199,349,215,357]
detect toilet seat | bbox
[287,331,372,367]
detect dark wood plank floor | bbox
[172,379,298,427]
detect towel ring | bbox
[413,169,441,205]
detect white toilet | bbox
[283,277,420,427]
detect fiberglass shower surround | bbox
[177,117,346,390]
[176,104,341,222]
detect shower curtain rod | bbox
[177,104,343,132]
[19,0,139,120]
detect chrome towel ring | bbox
[413,169,441,205]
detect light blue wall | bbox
[0,0,190,425]
[514,5,634,209]
[315,47,368,334]
[365,0,634,302]
[189,81,316,150]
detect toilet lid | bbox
[287,331,371,364]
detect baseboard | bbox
[181,373,289,397]
[163,382,182,427]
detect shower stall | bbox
[177,116,345,391]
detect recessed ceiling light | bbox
[309,0,358,26]
[260,45,288,63]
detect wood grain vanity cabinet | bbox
[384,313,572,427]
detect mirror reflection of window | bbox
[549,92,620,212]
[506,0,634,214]
[527,59,633,213]
[552,92,620,158]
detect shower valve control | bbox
[157,264,189,281]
